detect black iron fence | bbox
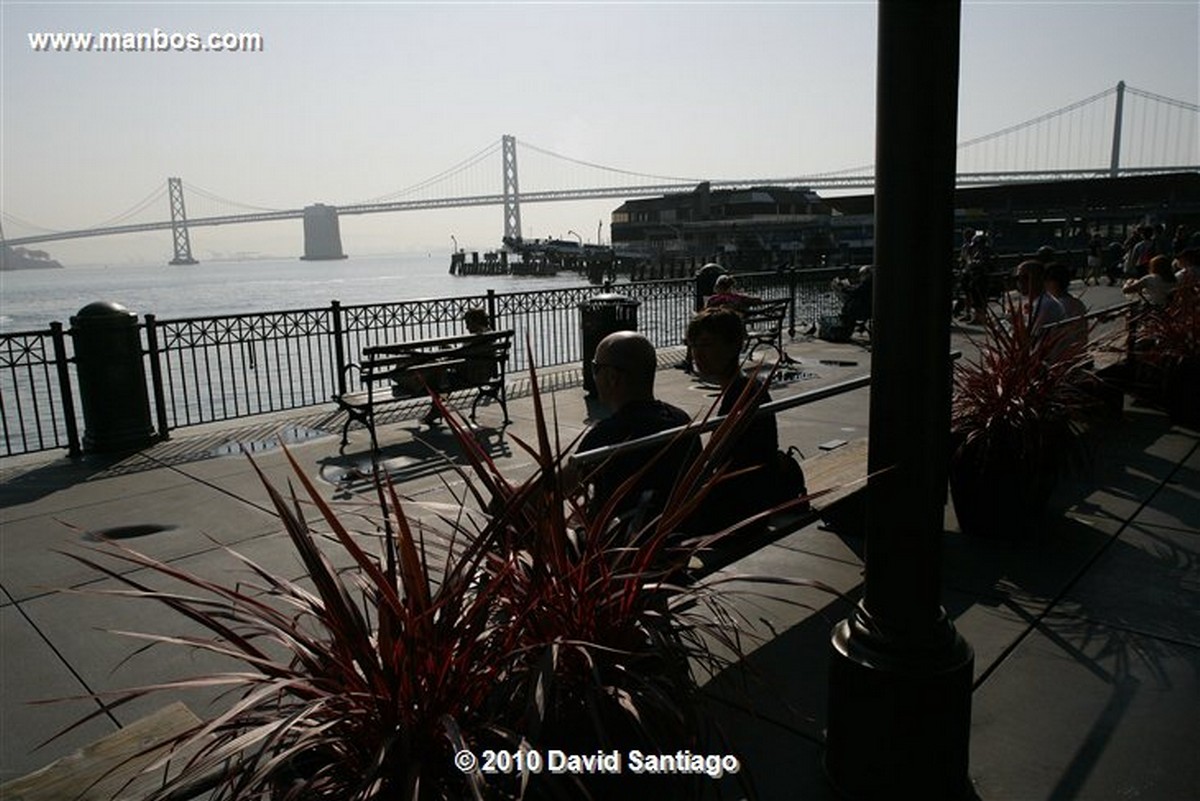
[0,268,847,458]
[0,324,80,457]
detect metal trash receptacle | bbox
[70,301,156,453]
[579,294,640,394]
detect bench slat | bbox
[0,703,203,801]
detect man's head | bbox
[1044,262,1070,297]
[463,307,491,333]
[592,331,658,411]
[687,307,745,383]
[1015,259,1045,298]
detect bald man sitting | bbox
[576,331,700,528]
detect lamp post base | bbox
[825,609,975,800]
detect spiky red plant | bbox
[952,298,1097,469]
[51,347,835,800]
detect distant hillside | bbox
[0,245,63,271]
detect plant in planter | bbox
[950,301,1099,537]
[1130,274,1200,428]
[53,359,830,800]
[59,450,519,801]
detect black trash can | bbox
[70,301,156,453]
[579,293,640,394]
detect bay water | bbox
[0,252,589,334]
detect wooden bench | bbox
[684,437,869,575]
[334,329,513,452]
[0,703,211,801]
[741,298,794,364]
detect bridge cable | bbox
[1125,85,1200,113]
[181,182,286,214]
[78,184,168,231]
[351,139,501,205]
[517,139,706,184]
[955,85,1117,150]
[0,211,70,236]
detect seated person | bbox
[1123,255,1177,308]
[573,332,700,531]
[1043,262,1088,356]
[836,265,873,331]
[686,307,781,536]
[1014,259,1066,337]
[421,307,494,425]
[705,274,759,312]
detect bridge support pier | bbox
[301,204,347,260]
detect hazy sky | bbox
[2,1,1197,266]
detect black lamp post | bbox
[824,2,974,798]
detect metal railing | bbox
[0,324,79,457]
[0,267,849,458]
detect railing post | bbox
[49,322,81,458]
[331,300,347,397]
[788,265,798,338]
[144,314,170,442]
[486,290,497,330]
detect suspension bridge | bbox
[2,81,1197,263]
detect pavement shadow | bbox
[320,422,513,500]
[0,451,157,507]
[697,591,860,801]
[1055,405,1197,527]
[955,514,1200,800]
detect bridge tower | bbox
[502,134,522,243]
[167,177,198,266]
[1109,80,1126,178]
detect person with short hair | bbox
[420,307,494,426]
[1014,259,1066,337]
[1125,225,1156,278]
[573,331,699,526]
[1044,262,1088,355]
[686,306,781,536]
[1174,248,1199,283]
[1085,232,1104,286]
[1123,255,1176,307]
[705,274,759,312]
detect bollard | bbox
[70,301,156,453]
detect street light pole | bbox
[567,229,583,248]
[450,234,458,254]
